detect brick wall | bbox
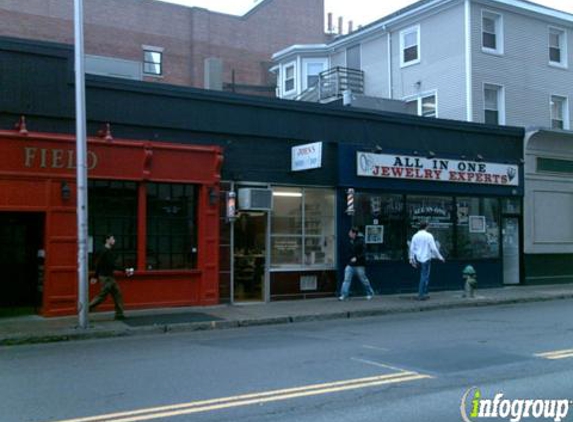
[0,0,325,93]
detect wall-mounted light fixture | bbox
[226,191,237,222]
[61,181,71,201]
[426,150,436,159]
[208,186,219,206]
[476,154,484,162]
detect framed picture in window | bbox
[365,225,384,244]
[469,215,486,233]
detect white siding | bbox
[471,2,573,127]
[361,35,389,98]
[390,2,467,120]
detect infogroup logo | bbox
[460,387,571,422]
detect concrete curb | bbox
[2,292,573,346]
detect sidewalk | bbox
[2,284,573,346]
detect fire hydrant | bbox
[462,265,477,298]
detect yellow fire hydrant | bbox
[462,265,477,298]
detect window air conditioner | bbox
[237,188,273,210]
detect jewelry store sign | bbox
[292,142,322,172]
[357,152,518,186]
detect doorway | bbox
[233,212,266,302]
[0,213,44,315]
[502,217,520,285]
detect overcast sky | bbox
[158,0,573,29]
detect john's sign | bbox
[357,152,518,186]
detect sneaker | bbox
[114,314,126,321]
[366,295,373,300]
[338,296,346,301]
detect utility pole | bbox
[74,0,89,329]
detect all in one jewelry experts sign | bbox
[292,142,322,171]
[357,152,519,186]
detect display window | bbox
[456,197,500,259]
[271,187,336,269]
[351,191,505,262]
[353,193,405,261]
[406,195,454,258]
[89,181,199,271]
[146,183,198,270]
[88,180,138,268]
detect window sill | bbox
[400,59,420,69]
[481,48,504,57]
[548,62,568,70]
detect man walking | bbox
[89,234,126,320]
[409,222,445,301]
[339,227,375,301]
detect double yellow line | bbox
[48,371,431,422]
[536,348,573,360]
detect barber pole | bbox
[346,188,355,216]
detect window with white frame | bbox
[549,27,567,67]
[303,61,326,90]
[482,11,503,54]
[143,46,163,76]
[484,84,504,125]
[405,93,437,117]
[550,95,569,129]
[400,26,420,66]
[284,63,296,93]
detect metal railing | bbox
[318,66,364,101]
[295,66,365,103]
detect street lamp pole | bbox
[74,0,89,329]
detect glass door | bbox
[502,217,520,285]
[233,212,266,302]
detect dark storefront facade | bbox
[337,145,523,295]
[0,36,525,314]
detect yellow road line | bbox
[536,348,573,360]
[47,371,431,422]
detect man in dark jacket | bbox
[338,227,375,301]
[89,234,126,320]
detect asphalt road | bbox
[3,299,573,422]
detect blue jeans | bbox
[418,261,431,298]
[340,265,374,298]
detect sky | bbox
[158,0,573,30]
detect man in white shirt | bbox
[409,222,445,301]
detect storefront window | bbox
[271,187,336,268]
[353,193,405,261]
[407,196,454,258]
[88,180,137,268]
[457,197,500,259]
[146,183,198,270]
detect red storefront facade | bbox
[0,126,222,317]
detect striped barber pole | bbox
[346,188,355,215]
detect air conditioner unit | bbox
[237,188,273,210]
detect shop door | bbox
[502,217,520,285]
[0,213,44,313]
[233,212,266,302]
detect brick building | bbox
[0,0,326,95]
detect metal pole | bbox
[74,0,89,329]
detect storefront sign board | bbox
[357,152,519,186]
[292,142,322,171]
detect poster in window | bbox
[469,215,486,233]
[365,225,384,244]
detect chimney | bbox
[327,12,333,33]
[338,16,343,35]
[348,20,353,33]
